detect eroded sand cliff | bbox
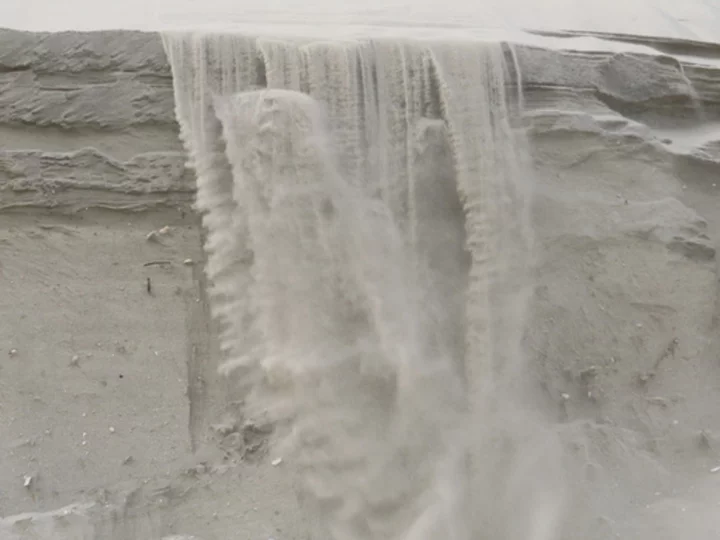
[2,28,720,539]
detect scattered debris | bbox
[645,396,669,409]
[210,419,238,438]
[122,456,134,465]
[23,475,34,488]
[711,465,720,473]
[560,392,570,401]
[576,366,601,402]
[271,458,283,467]
[219,431,242,451]
[579,365,599,382]
[146,277,153,296]
[243,421,273,457]
[109,426,115,434]
[636,337,679,387]
[699,430,713,450]
[8,348,17,357]
[183,258,194,266]
[144,260,172,267]
[146,225,174,243]
[8,437,35,450]
[654,338,679,372]
[69,355,80,367]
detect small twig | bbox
[143,260,172,267]
[146,277,153,296]
[653,337,679,372]
[644,396,669,408]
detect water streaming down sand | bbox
[677,63,707,122]
[162,32,564,540]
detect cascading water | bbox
[162,32,564,540]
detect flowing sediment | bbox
[162,33,552,540]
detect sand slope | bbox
[2,28,720,539]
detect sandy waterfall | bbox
[162,33,561,540]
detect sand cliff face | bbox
[0,29,191,211]
[2,28,720,539]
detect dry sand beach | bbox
[2,4,720,540]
